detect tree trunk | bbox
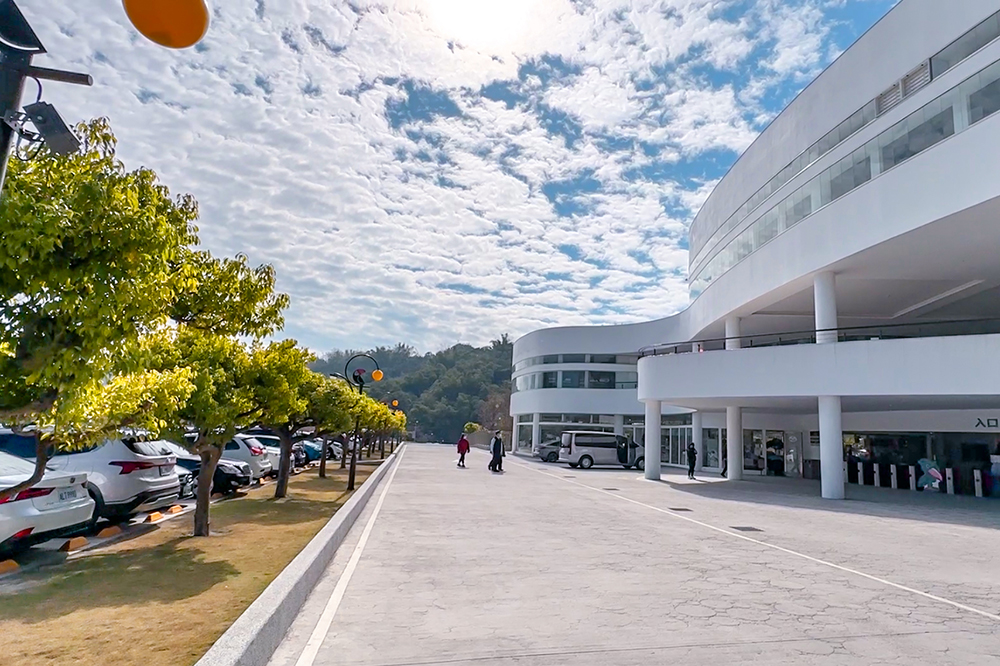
[275,429,293,499]
[0,432,49,501]
[379,432,385,459]
[194,446,221,537]
[319,437,329,478]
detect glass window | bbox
[616,354,639,365]
[588,371,615,389]
[589,354,617,364]
[969,76,1000,124]
[703,428,721,468]
[662,414,693,426]
[829,155,872,200]
[932,11,1000,76]
[623,415,644,426]
[225,440,240,451]
[564,414,591,423]
[517,425,532,449]
[0,432,39,459]
[616,371,638,389]
[542,355,560,364]
[516,414,533,423]
[561,371,585,388]
[596,415,617,425]
[541,371,558,388]
[540,414,562,423]
[561,354,586,363]
[880,107,955,171]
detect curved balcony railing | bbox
[638,318,1000,358]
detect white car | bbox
[0,430,180,527]
[0,451,95,554]
[221,435,272,481]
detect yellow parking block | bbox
[0,560,19,575]
[144,512,164,523]
[97,525,122,539]
[166,505,183,514]
[59,536,89,552]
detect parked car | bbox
[251,432,309,470]
[176,467,195,499]
[156,441,252,495]
[301,439,330,463]
[0,451,95,554]
[220,435,272,481]
[536,440,561,463]
[0,430,181,528]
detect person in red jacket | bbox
[457,434,470,468]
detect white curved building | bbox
[511,0,1000,499]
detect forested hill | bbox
[310,336,513,442]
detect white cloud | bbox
[16,0,891,353]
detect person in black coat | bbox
[686,442,698,479]
[489,431,505,473]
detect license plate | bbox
[59,488,78,502]
[159,466,172,476]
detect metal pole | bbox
[0,47,30,196]
[348,384,362,491]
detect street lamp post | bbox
[331,354,382,491]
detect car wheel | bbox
[579,456,594,470]
[546,452,559,463]
[636,458,645,471]
[86,485,105,532]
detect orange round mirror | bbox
[123,0,210,49]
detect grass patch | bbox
[0,466,373,666]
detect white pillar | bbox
[644,400,661,481]
[614,414,625,437]
[531,413,541,453]
[725,316,742,350]
[726,406,742,480]
[818,395,845,499]
[692,412,703,471]
[814,272,838,344]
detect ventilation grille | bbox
[876,82,903,116]
[902,60,931,98]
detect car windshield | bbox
[0,450,38,476]
[123,439,175,457]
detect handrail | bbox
[638,317,1000,358]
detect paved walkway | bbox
[268,444,1000,665]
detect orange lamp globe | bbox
[391,400,398,407]
[372,369,384,382]
[123,0,210,49]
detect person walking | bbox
[457,434,470,468]
[721,445,728,477]
[489,430,505,473]
[686,441,698,479]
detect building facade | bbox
[511,0,1000,498]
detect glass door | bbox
[765,431,785,476]
[744,430,766,474]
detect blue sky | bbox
[21,0,897,352]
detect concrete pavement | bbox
[268,444,1000,665]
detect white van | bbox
[559,431,644,470]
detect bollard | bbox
[874,465,881,488]
[909,465,917,491]
[946,468,955,495]
[974,469,983,498]
[857,461,864,485]
[890,465,898,489]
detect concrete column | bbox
[726,406,742,480]
[725,316,742,350]
[531,413,541,453]
[818,395,845,499]
[814,272,838,344]
[614,414,625,437]
[692,412,704,471]
[644,400,661,481]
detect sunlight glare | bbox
[421,0,552,55]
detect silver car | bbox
[537,440,562,463]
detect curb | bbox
[194,448,401,666]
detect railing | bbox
[638,318,1000,358]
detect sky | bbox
[19,0,896,353]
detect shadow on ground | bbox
[0,537,239,622]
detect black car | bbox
[158,442,252,495]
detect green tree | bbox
[148,328,256,536]
[0,118,199,494]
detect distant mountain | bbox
[311,336,513,442]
